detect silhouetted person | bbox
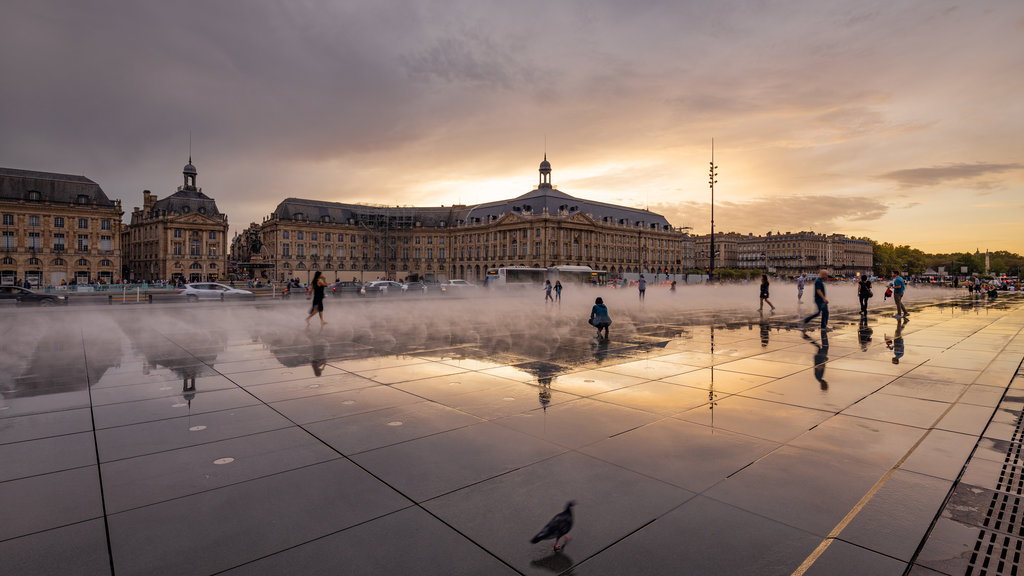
[305,270,328,326]
[544,280,554,303]
[858,275,872,315]
[590,297,611,339]
[800,269,830,332]
[759,275,775,312]
[638,274,647,301]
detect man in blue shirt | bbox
[800,269,830,332]
[891,272,908,318]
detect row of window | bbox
[2,214,112,230]
[1,232,111,251]
[274,228,680,249]
[1,256,114,267]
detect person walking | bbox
[554,280,562,303]
[891,272,908,318]
[796,274,805,303]
[589,297,611,339]
[638,274,647,301]
[800,269,830,332]
[758,275,775,312]
[858,275,872,315]
[544,280,554,303]
[305,270,328,326]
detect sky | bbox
[2,0,1022,254]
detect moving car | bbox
[330,281,363,296]
[0,286,69,306]
[402,281,429,294]
[177,282,254,302]
[440,279,478,292]
[360,280,404,296]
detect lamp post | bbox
[708,140,717,284]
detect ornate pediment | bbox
[168,212,224,226]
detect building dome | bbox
[183,163,197,175]
[539,158,551,171]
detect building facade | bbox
[0,167,123,286]
[733,231,873,276]
[235,158,697,283]
[123,160,229,283]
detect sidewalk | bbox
[1,294,1022,575]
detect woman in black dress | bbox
[759,275,775,312]
[305,270,328,326]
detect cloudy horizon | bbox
[2,0,1022,253]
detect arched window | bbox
[182,206,190,213]
[283,262,291,269]
[52,258,65,266]
[198,207,206,215]
[190,262,202,270]
[99,259,112,266]
[77,258,89,266]
[76,194,89,204]
[2,256,14,265]
[297,262,306,269]
[28,258,41,265]
[321,215,331,223]
[28,190,42,201]
[209,263,217,269]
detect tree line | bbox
[861,239,1024,278]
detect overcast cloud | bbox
[1,0,1021,252]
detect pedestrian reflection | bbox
[758,312,770,348]
[310,336,328,377]
[804,331,829,390]
[538,376,552,411]
[182,377,196,408]
[857,316,873,351]
[887,316,906,365]
[591,337,609,364]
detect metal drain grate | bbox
[967,407,1024,575]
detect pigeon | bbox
[530,501,575,551]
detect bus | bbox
[547,265,607,286]
[486,267,548,286]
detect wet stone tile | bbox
[676,395,832,443]
[803,539,908,576]
[495,397,660,449]
[0,466,103,541]
[0,431,96,482]
[0,518,111,576]
[0,407,93,444]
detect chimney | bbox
[143,190,156,210]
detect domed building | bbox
[123,159,229,283]
[244,157,695,284]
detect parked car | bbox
[0,286,69,306]
[330,281,363,296]
[360,281,404,296]
[177,283,254,302]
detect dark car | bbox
[403,281,429,294]
[0,286,69,306]
[330,281,363,296]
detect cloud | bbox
[649,195,889,235]
[879,162,1023,188]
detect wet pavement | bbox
[1,290,1023,575]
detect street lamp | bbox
[708,139,717,284]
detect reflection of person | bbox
[857,315,873,351]
[887,316,906,364]
[758,313,770,347]
[589,297,611,339]
[800,270,830,332]
[804,330,829,390]
[305,271,328,326]
[311,338,328,376]
[759,275,775,312]
[592,336,610,363]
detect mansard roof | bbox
[463,186,673,230]
[0,167,117,207]
[151,188,223,218]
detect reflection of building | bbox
[123,160,229,283]
[0,167,123,286]
[236,158,696,283]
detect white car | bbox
[440,279,478,292]
[360,281,404,296]
[178,282,254,302]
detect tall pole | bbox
[708,139,717,283]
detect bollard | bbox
[108,294,113,304]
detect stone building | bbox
[123,160,229,283]
[0,167,122,286]
[236,157,697,283]
[733,231,873,276]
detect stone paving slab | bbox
[0,292,1022,575]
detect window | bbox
[28,191,42,201]
[101,219,111,231]
[190,240,200,256]
[402,248,409,259]
[208,231,216,240]
[2,231,14,249]
[426,237,433,245]
[77,235,89,251]
[427,248,433,259]
[78,218,88,229]
[100,236,111,252]
[53,233,65,251]
[350,235,356,242]
[173,243,182,256]
[297,245,305,257]
[414,248,421,259]
[100,259,112,266]
[282,230,290,240]
[208,246,217,257]
[28,232,41,250]
[174,229,182,238]
[282,243,291,257]
[297,231,304,240]
[29,215,40,227]
[324,233,331,242]
[311,232,317,241]
[76,194,89,205]
[1,214,12,226]
[53,216,64,228]
[77,258,89,266]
